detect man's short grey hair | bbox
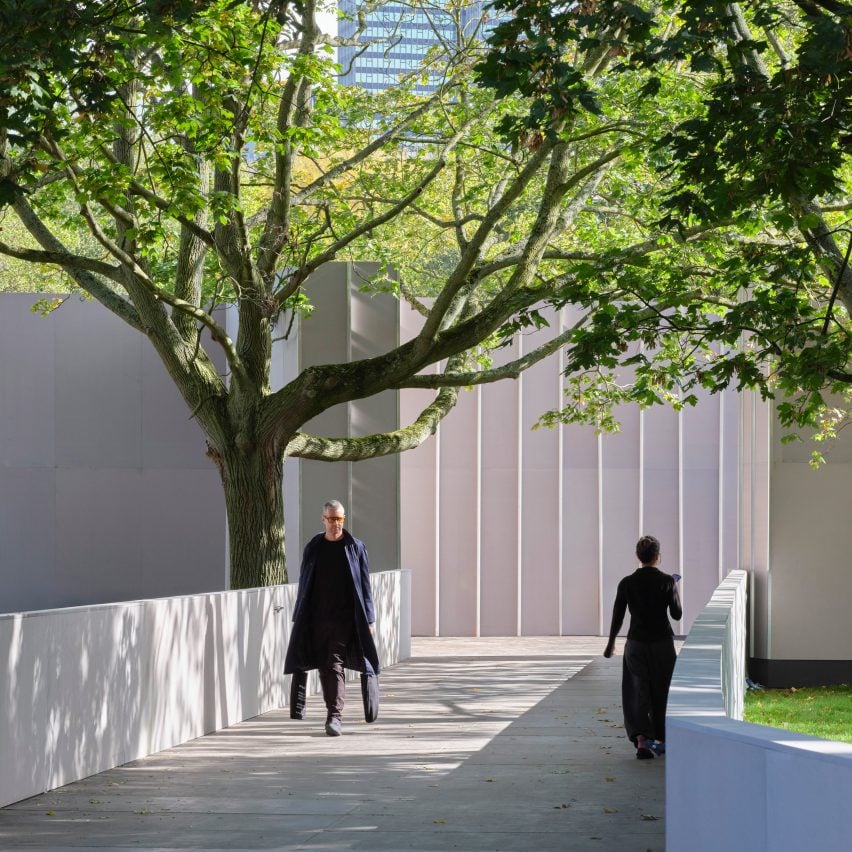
[323,500,345,515]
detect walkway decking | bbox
[0,638,665,851]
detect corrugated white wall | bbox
[401,303,742,636]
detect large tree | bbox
[0,0,633,585]
[0,0,848,589]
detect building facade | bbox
[337,0,494,94]
[3,269,851,688]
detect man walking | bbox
[284,500,380,736]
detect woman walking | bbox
[603,535,682,759]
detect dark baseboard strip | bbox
[748,658,852,689]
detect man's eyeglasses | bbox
[323,516,345,523]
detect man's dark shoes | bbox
[636,746,655,759]
[325,718,342,737]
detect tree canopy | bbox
[475,0,851,438]
[0,0,849,585]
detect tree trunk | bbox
[220,445,287,588]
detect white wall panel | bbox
[480,339,520,636]
[768,461,852,659]
[640,404,681,592]
[720,392,742,578]
[54,299,143,469]
[740,393,772,658]
[681,394,722,630]
[0,295,55,467]
[399,423,439,636]
[520,325,561,636]
[438,388,479,635]
[561,424,601,634]
[600,409,642,635]
[140,340,213,470]
[400,300,739,636]
[0,469,57,612]
[399,298,439,636]
[0,295,227,613]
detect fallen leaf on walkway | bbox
[596,708,607,713]
[46,811,55,817]
[641,814,659,821]
[89,799,100,804]
[605,777,616,782]
[484,778,494,782]
[553,803,572,809]
[603,807,619,814]
[433,819,446,824]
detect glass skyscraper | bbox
[337,1,494,94]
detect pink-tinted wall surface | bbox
[401,303,742,637]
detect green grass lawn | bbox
[744,685,852,743]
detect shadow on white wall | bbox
[0,571,409,808]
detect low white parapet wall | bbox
[0,569,410,808]
[666,569,852,851]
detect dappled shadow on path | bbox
[0,640,664,851]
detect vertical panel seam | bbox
[346,263,353,524]
[639,405,645,535]
[435,386,441,638]
[517,336,524,637]
[557,309,564,636]
[718,392,725,584]
[597,431,604,636]
[476,383,482,638]
[678,404,685,627]
[764,402,772,659]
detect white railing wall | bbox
[666,569,852,851]
[0,569,410,808]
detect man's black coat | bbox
[283,530,380,676]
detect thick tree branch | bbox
[0,242,122,280]
[97,142,217,251]
[256,0,321,281]
[418,140,556,343]
[400,315,590,389]
[285,387,459,461]
[174,85,211,342]
[8,196,143,332]
[274,119,477,307]
[477,149,622,279]
[294,95,446,205]
[789,0,852,15]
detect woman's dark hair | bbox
[636,535,660,564]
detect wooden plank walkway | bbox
[0,637,665,851]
